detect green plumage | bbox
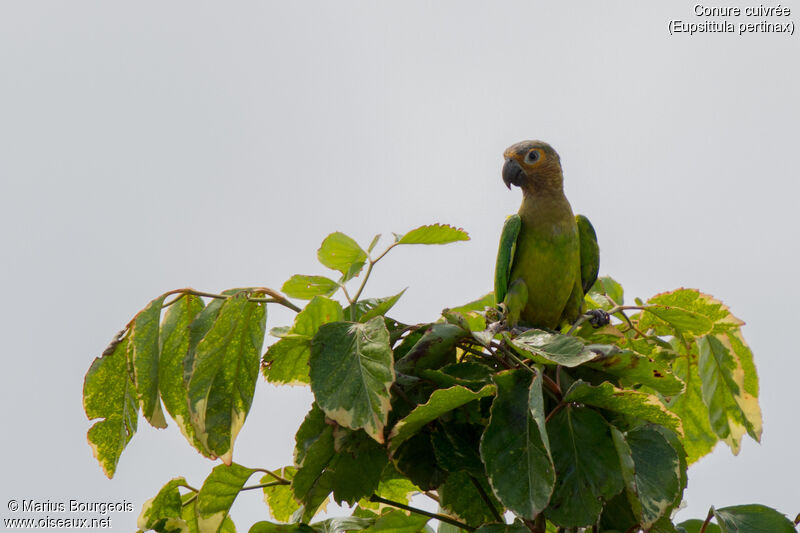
[494,140,599,329]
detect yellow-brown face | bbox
[502,140,563,192]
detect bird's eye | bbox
[525,150,540,164]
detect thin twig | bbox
[699,508,714,533]
[470,476,502,523]
[368,495,475,532]
[545,402,566,424]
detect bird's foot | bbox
[585,309,610,328]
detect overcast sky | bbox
[1,1,799,530]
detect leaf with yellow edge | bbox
[187,293,266,464]
[129,294,168,428]
[83,334,138,478]
[309,317,394,443]
[564,381,683,435]
[388,384,496,452]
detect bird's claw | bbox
[586,309,610,328]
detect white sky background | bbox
[1,1,799,530]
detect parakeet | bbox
[494,140,600,329]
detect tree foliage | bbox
[83,224,796,533]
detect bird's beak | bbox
[502,158,524,189]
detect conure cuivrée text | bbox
[494,140,600,329]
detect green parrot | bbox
[494,140,602,329]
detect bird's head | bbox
[502,140,563,194]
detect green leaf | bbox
[83,334,138,478]
[713,504,796,532]
[389,384,495,452]
[159,294,207,456]
[642,305,714,336]
[334,431,389,504]
[180,492,236,533]
[439,471,501,527]
[586,276,624,310]
[564,380,682,434]
[345,288,407,322]
[431,423,484,476]
[611,426,681,529]
[196,463,256,533]
[359,464,420,510]
[676,519,722,533]
[474,521,530,533]
[262,467,298,523]
[393,431,448,491]
[585,348,684,397]
[282,275,339,300]
[508,330,596,367]
[698,334,762,454]
[395,323,469,375]
[317,232,367,281]
[647,289,744,333]
[480,369,554,520]
[668,355,719,464]
[136,477,187,533]
[249,522,315,533]
[361,510,431,533]
[292,424,335,522]
[448,293,496,313]
[129,295,168,428]
[263,297,344,385]
[187,293,267,463]
[545,405,624,527]
[396,224,470,245]
[309,317,395,443]
[295,403,327,465]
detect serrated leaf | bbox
[196,463,255,533]
[317,232,367,281]
[129,295,168,428]
[263,297,344,385]
[159,294,208,456]
[388,384,495,452]
[480,369,554,520]
[545,405,624,527]
[611,426,681,529]
[137,477,188,533]
[439,471,501,527]
[698,335,762,453]
[294,403,327,465]
[648,289,744,333]
[309,317,394,442]
[344,289,407,323]
[393,431,448,491]
[713,504,796,532]
[282,275,339,300]
[586,276,624,310]
[187,293,266,463]
[564,380,682,434]
[585,348,684,397]
[396,224,470,245]
[508,330,597,367]
[84,335,138,478]
[262,467,298,523]
[329,428,388,505]
[676,519,722,533]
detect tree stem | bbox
[699,508,715,533]
[368,494,475,532]
[470,476,503,523]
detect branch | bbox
[368,495,475,532]
[351,241,399,305]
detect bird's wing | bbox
[576,214,599,294]
[494,214,522,304]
